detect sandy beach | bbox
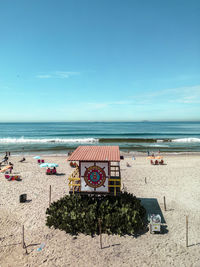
[0,153,200,267]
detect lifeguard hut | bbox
[68,146,121,196]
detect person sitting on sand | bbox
[19,157,26,163]
[159,159,164,165]
[46,168,51,175]
[52,167,57,174]
[0,157,8,165]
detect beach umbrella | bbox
[47,163,59,168]
[34,156,40,159]
[147,156,155,159]
[40,163,59,168]
[155,156,163,159]
[40,163,49,168]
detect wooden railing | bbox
[68,167,81,194]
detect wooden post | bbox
[98,218,102,249]
[49,185,51,207]
[186,215,188,247]
[145,177,147,184]
[22,225,28,254]
[114,166,116,196]
[22,225,25,248]
[164,196,166,211]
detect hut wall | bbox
[80,161,109,193]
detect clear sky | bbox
[0,0,200,122]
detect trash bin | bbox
[19,194,27,203]
[149,214,161,233]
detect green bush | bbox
[46,192,146,236]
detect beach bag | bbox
[19,194,27,203]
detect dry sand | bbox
[0,153,200,267]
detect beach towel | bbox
[8,175,20,181]
[0,165,12,173]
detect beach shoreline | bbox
[2,150,200,158]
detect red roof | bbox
[68,146,120,162]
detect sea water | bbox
[0,121,200,154]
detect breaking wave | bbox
[0,137,98,144]
[172,138,200,143]
[148,144,169,147]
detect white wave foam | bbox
[0,137,98,144]
[172,138,200,143]
[148,144,169,147]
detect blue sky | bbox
[0,0,200,122]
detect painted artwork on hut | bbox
[80,162,109,192]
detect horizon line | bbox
[0,120,200,123]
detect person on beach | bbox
[46,168,51,175]
[8,162,13,173]
[19,157,26,162]
[52,167,57,174]
[9,166,13,174]
[4,155,8,164]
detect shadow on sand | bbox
[102,243,121,249]
[139,198,168,234]
[187,242,200,248]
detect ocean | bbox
[0,122,200,154]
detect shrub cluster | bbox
[46,192,146,236]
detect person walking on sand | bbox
[4,155,8,164]
[9,162,13,174]
[9,165,13,174]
